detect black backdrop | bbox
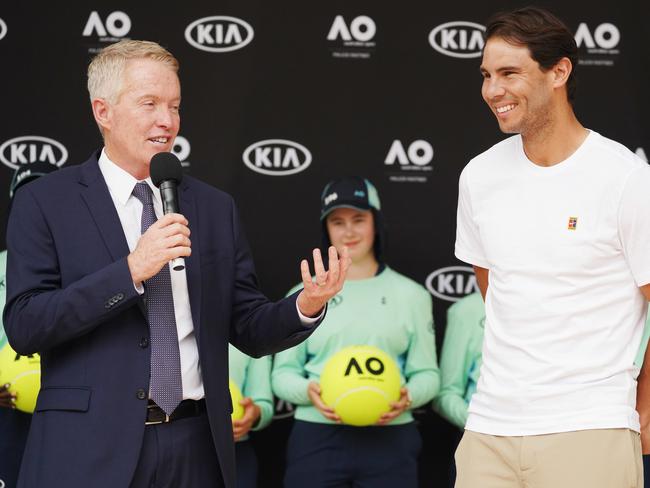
[1,1,648,486]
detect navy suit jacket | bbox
[3,152,317,488]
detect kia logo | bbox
[425,266,478,302]
[0,136,68,170]
[243,139,312,176]
[0,18,7,41]
[185,16,254,53]
[429,21,485,59]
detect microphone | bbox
[150,152,185,271]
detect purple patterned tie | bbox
[132,182,183,416]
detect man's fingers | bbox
[313,248,326,284]
[300,259,313,288]
[155,213,188,226]
[159,222,191,239]
[326,246,340,284]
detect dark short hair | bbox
[485,6,578,102]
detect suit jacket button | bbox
[139,338,149,348]
[136,389,147,400]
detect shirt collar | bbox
[98,148,161,207]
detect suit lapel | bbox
[78,154,146,317]
[78,155,131,261]
[179,181,202,337]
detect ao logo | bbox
[0,136,68,170]
[171,136,191,167]
[0,18,7,41]
[385,140,433,166]
[273,398,295,420]
[82,11,131,38]
[575,23,620,49]
[345,356,385,376]
[327,15,376,42]
[426,266,478,302]
[243,139,312,176]
[185,16,254,53]
[429,21,485,59]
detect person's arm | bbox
[641,284,650,302]
[243,355,274,431]
[271,342,312,407]
[636,286,650,453]
[473,266,489,300]
[433,303,473,429]
[618,166,650,453]
[3,187,144,354]
[227,200,348,358]
[378,289,439,425]
[232,354,274,441]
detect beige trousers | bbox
[455,428,643,488]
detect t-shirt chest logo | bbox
[567,216,578,230]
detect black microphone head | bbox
[150,152,183,187]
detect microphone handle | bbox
[159,180,185,271]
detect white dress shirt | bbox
[98,149,320,401]
[99,149,205,399]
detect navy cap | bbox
[10,161,59,199]
[320,176,381,220]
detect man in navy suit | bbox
[3,39,349,488]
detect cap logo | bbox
[354,190,365,198]
[324,192,338,205]
[15,169,32,185]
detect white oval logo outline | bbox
[243,139,312,176]
[425,265,477,302]
[185,16,254,53]
[428,21,485,59]
[0,136,68,170]
[0,18,7,41]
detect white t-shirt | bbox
[455,130,650,436]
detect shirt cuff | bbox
[296,301,324,325]
[134,282,144,295]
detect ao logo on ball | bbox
[320,345,400,426]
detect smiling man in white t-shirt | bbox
[454,7,650,488]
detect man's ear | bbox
[552,57,572,90]
[91,98,111,132]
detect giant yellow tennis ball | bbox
[229,379,245,420]
[0,343,41,413]
[320,345,401,426]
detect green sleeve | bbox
[636,310,650,368]
[433,301,473,429]
[242,355,274,431]
[271,282,312,405]
[404,288,440,408]
[271,341,311,406]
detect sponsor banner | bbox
[0,17,7,41]
[425,266,478,302]
[575,22,620,67]
[82,11,132,53]
[185,16,254,53]
[172,135,191,168]
[0,136,68,171]
[384,139,433,183]
[243,139,312,176]
[429,21,485,59]
[327,15,376,59]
